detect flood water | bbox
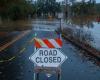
[84,22,100,50]
[0,19,100,80]
[65,16,100,51]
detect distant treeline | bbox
[70,1,96,16]
[0,0,61,20]
[0,0,36,20]
[95,3,100,15]
[69,1,100,17]
[36,0,61,17]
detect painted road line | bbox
[29,38,34,43]
[19,48,26,53]
[0,37,33,63]
[0,56,16,63]
[0,34,35,63]
[0,47,26,63]
[0,30,31,52]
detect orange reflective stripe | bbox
[55,38,62,47]
[34,39,41,48]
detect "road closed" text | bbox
[35,49,62,63]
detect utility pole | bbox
[64,0,70,19]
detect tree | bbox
[71,0,96,16]
[70,0,76,5]
[36,0,61,17]
[0,0,36,20]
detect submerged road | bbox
[0,21,100,80]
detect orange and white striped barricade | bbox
[34,38,62,48]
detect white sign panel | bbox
[29,48,67,67]
[58,13,63,18]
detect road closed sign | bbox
[29,48,67,67]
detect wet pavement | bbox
[0,20,100,80]
[0,31,22,46]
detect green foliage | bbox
[36,0,61,17]
[0,0,61,20]
[0,0,36,20]
[71,1,96,16]
[95,3,100,15]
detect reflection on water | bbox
[0,20,32,31]
[67,16,96,27]
[0,20,33,44]
[63,27,94,45]
[65,16,100,51]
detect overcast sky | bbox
[96,0,100,3]
[56,0,100,3]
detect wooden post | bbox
[34,33,37,80]
[34,47,36,80]
[57,68,61,80]
[57,71,61,80]
[36,72,39,80]
[60,18,62,33]
[57,73,60,80]
[34,32,37,80]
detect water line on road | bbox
[0,37,34,63]
[0,30,31,52]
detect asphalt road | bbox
[0,22,100,80]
